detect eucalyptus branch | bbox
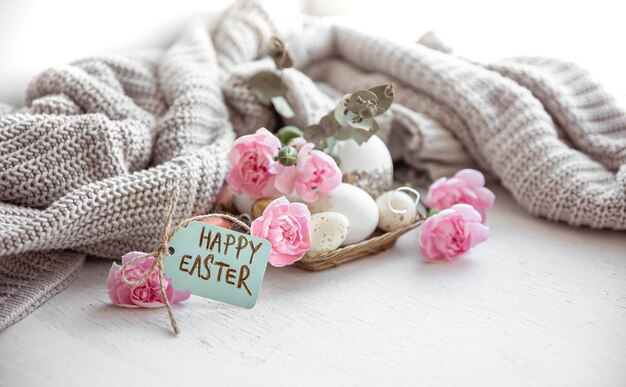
[249,37,295,119]
[303,84,395,150]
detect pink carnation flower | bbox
[419,204,489,262]
[226,127,281,200]
[250,197,311,267]
[288,137,307,150]
[425,169,495,222]
[275,143,341,202]
[106,252,190,308]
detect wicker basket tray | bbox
[296,216,425,271]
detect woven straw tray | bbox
[296,216,425,271]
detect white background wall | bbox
[0,0,624,105]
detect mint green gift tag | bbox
[163,221,271,308]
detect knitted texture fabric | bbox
[1,0,625,331]
[297,27,626,228]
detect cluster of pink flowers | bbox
[226,128,339,267]
[420,169,495,262]
[107,252,190,308]
[226,128,341,202]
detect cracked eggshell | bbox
[307,212,349,257]
[331,135,393,198]
[376,190,417,231]
[308,183,378,246]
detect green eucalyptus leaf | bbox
[334,125,353,140]
[427,208,440,217]
[271,95,295,119]
[268,36,293,70]
[274,50,293,70]
[276,125,303,145]
[351,128,375,145]
[359,104,378,120]
[250,71,285,104]
[369,84,395,114]
[303,85,393,150]
[303,124,328,149]
[350,130,366,145]
[347,90,378,114]
[320,113,340,135]
[345,111,373,131]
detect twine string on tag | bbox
[118,187,250,335]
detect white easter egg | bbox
[307,212,350,257]
[331,135,393,198]
[233,194,254,215]
[309,183,378,246]
[376,190,418,232]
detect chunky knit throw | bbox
[1,0,625,331]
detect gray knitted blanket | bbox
[1,1,625,331]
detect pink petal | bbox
[296,182,318,202]
[228,146,243,166]
[121,251,149,265]
[269,250,304,267]
[255,127,281,151]
[171,290,192,303]
[455,169,485,187]
[420,242,443,262]
[468,222,489,247]
[274,165,298,195]
[288,137,307,150]
[114,285,134,306]
[477,187,496,208]
[265,196,289,213]
[425,177,447,206]
[106,263,120,289]
[269,258,287,267]
[260,177,279,199]
[289,202,310,218]
[450,204,482,224]
[132,300,165,309]
[317,172,342,193]
[251,206,276,238]
[250,215,266,238]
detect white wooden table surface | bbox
[1,186,625,387]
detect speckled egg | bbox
[308,183,378,246]
[307,212,350,257]
[376,190,417,231]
